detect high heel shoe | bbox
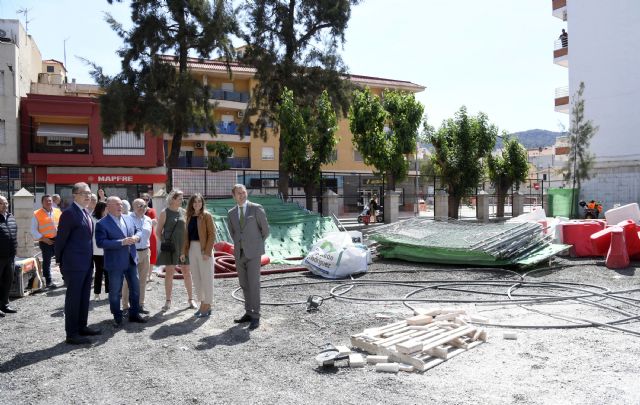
[161,300,171,311]
[195,309,211,318]
[188,299,197,309]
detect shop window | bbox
[261,146,275,160]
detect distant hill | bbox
[499,129,566,150]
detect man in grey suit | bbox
[227,184,269,330]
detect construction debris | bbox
[350,308,488,372]
[369,218,569,267]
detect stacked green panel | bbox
[206,196,340,262]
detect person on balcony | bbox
[559,29,568,48]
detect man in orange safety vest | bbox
[31,195,62,288]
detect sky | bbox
[0,0,568,133]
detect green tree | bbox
[349,88,424,190]
[206,142,234,172]
[89,0,236,190]
[428,106,497,219]
[564,81,598,216]
[277,88,338,210]
[239,0,359,199]
[487,136,530,217]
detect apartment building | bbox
[552,0,640,207]
[164,56,425,173]
[20,60,166,206]
[0,19,41,166]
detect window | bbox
[261,146,275,160]
[46,66,55,73]
[103,131,145,155]
[221,82,234,91]
[329,149,338,161]
[0,120,5,144]
[354,149,363,162]
[37,124,88,138]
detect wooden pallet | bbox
[350,313,487,372]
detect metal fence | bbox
[0,165,44,210]
[171,167,549,219]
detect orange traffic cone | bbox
[605,226,629,269]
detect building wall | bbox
[0,19,41,165]
[567,0,640,162]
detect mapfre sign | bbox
[47,173,167,184]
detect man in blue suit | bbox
[96,196,147,326]
[55,182,101,344]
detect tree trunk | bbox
[278,143,290,200]
[496,188,506,218]
[304,183,315,211]
[448,194,460,219]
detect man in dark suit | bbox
[227,184,269,330]
[55,182,101,344]
[96,196,146,327]
[0,195,18,316]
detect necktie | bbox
[239,206,245,228]
[83,209,92,233]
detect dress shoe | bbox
[0,306,17,314]
[79,327,102,336]
[248,319,260,330]
[195,309,211,318]
[234,313,252,323]
[65,336,91,345]
[113,318,123,328]
[129,315,147,323]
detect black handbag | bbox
[160,216,179,253]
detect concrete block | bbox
[366,355,388,364]
[348,353,365,368]
[375,363,399,373]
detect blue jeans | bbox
[39,241,55,283]
[107,259,140,321]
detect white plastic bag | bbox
[303,232,369,279]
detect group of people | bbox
[0,183,270,343]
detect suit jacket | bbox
[227,202,269,260]
[95,214,141,271]
[54,203,94,273]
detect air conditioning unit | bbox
[194,142,204,149]
[237,111,245,118]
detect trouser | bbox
[93,255,109,294]
[236,251,261,319]
[38,241,55,284]
[63,266,93,338]
[122,248,149,308]
[188,242,214,305]
[0,256,14,307]
[108,258,140,321]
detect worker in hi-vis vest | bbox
[31,194,62,288]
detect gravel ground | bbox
[1,256,639,405]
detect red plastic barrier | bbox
[590,227,614,257]
[617,220,640,259]
[561,221,607,257]
[606,226,630,269]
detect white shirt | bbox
[129,212,152,249]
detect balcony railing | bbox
[175,156,250,169]
[555,86,569,98]
[209,90,250,103]
[553,39,568,61]
[188,122,250,136]
[32,144,90,154]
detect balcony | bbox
[553,39,568,67]
[175,156,250,169]
[209,89,250,110]
[552,0,567,20]
[32,144,89,154]
[188,122,250,136]
[555,86,569,113]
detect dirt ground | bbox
[1,255,639,405]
